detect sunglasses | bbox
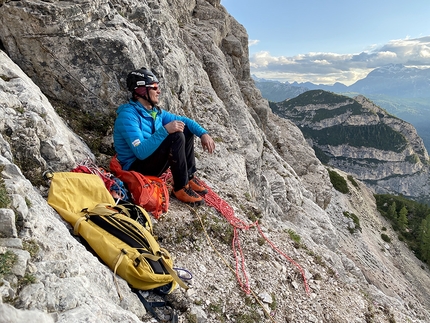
[147,84,160,91]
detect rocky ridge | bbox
[0,1,430,323]
[271,90,430,201]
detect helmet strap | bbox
[133,87,155,107]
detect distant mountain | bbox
[252,64,430,152]
[253,64,430,100]
[251,75,308,102]
[348,64,430,98]
[289,81,349,93]
[287,64,430,98]
[269,90,430,202]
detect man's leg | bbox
[130,129,194,188]
[168,131,189,191]
[183,128,208,194]
[129,139,170,177]
[168,129,203,204]
[130,128,203,204]
[183,127,197,179]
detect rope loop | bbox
[160,172,310,296]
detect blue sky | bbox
[221,0,430,85]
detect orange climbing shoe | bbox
[188,177,208,195]
[173,185,204,205]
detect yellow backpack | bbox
[47,172,187,294]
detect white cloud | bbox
[420,48,430,58]
[250,36,430,85]
[375,51,397,59]
[250,51,296,68]
[248,39,260,47]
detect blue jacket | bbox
[113,99,208,170]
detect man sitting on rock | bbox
[113,67,215,205]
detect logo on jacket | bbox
[132,139,141,147]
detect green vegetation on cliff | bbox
[312,102,362,122]
[270,90,408,153]
[301,124,407,152]
[279,90,349,106]
[273,90,363,123]
[375,194,430,266]
[327,169,349,194]
[0,165,11,209]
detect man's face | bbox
[148,83,160,104]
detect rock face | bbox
[0,1,430,323]
[0,51,94,186]
[271,90,430,201]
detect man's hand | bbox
[201,133,215,153]
[165,120,185,134]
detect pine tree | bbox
[398,206,408,231]
[387,202,397,219]
[423,231,430,263]
[417,217,428,244]
[419,216,430,263]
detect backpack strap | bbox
[113,249,128,300]
[159,257,189,290]
[133,289,178,323]
[73,210,91,235]
[135,253,189,290]
[113,202,153,234]
[84,203,118,216]
[74,204,117,235]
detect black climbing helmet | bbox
[126,67,159,91]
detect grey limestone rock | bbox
[0,1,429,322]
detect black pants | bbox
[129,127,196,191]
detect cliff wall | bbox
[1,1,430,322]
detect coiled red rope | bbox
[161,170,309,295]
[197,177,309,295]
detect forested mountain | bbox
[270,90,430,203]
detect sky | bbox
[220,0,430,85]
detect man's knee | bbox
[168,132,186,148]
[169,131,185,140]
